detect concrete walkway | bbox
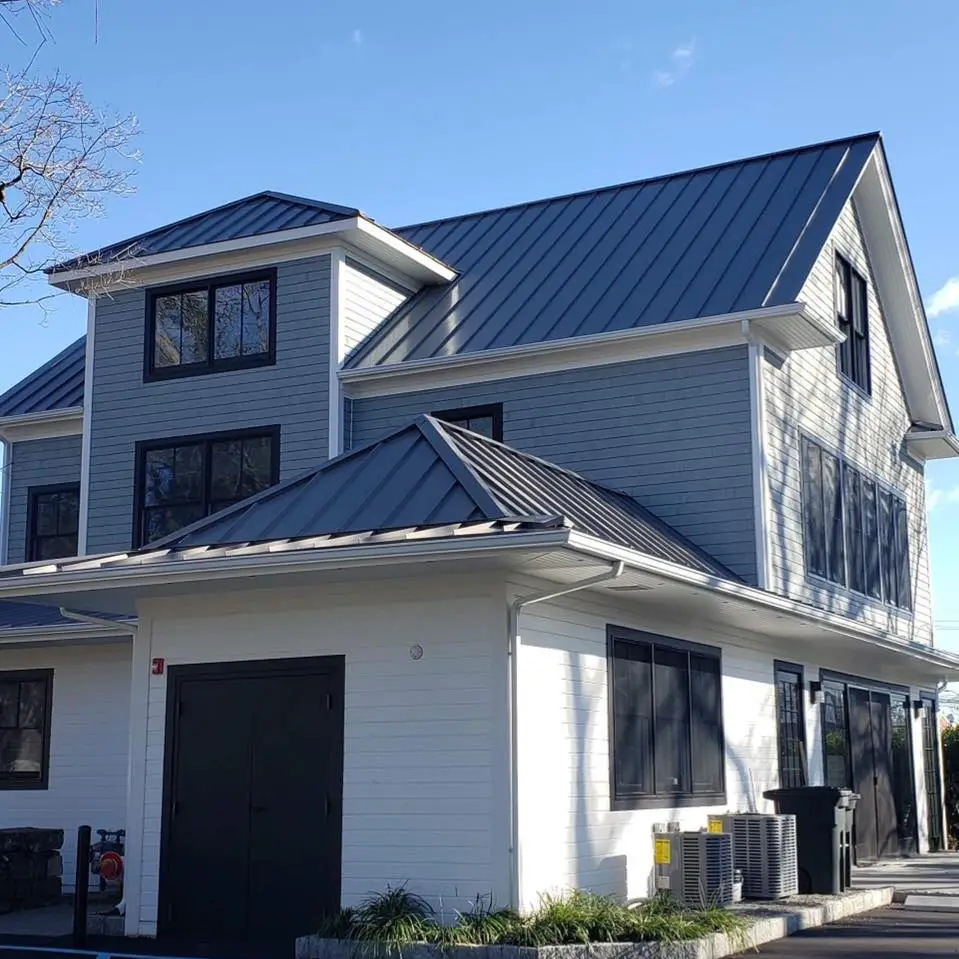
[854,853,959,897]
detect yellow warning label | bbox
[654,837,671,865]
[707,817,724,834]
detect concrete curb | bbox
[295,886,895,959]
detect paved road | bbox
[739,904,959,957]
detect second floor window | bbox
[135,427,279,546]
[801,436,911,610]
[835,255,871,394]
[433,403,503,441]
[27,484,80,561]
[146,270,276,380]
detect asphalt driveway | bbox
[738,903,959,957]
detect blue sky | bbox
[2,0,959,645]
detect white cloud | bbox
[934,329,950,347]
[652,40,696,88]
[929,488,943,511]
[927,276,959,318]
[928,485,959,511]
[351,28,363,45]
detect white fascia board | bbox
[78,299,95,554]
[0,622,131,645]
[0,529,573,601]
[46,216,454,292]
[340,303,839,398]
[854,151,953,432]
[564,531,959,676]
[0,407,83,442]
[904,430,959,460]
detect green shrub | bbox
[944,724,959,848]
[315,887,747,948]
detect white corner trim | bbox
[0,407,83,443]
[47,216,454,293]
[328,249,347,458]
[747,340,771,590]
[340,303,838,398]
[78,299,95,555]
[0,440,12,566]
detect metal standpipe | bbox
[73,824,91,947]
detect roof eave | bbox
[0,406,83,442]
[46,216,455,293]
[904,430,959,460]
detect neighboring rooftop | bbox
[347,132,880,367]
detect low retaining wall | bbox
[295,886,894,959]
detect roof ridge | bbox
[395,132,882,234]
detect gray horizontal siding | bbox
[86,256,331,554]
[342,261,408,355]
[5,435,82,564]
[347,347,756,582]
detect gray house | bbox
[0,131,955,944]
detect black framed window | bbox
[146,270,276,380]
[134,427,279,546]
[835,254,871,394]
[0,670,52,790]
[801,436,911,610]
[822,680,851,788]
[27,484,79,561]
[432,404,503,441]
[774,662,806,788]
[608,626,724,809]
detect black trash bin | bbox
[763,786,856,894]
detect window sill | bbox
[611,792,726,811]
[144,353,275,383]
[803,571,913,618]
[838,372,872,402]
[0,779,49,791]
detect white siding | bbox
[763,195,932,643]
[513,585,937,906]
[342,261,408,355]
[0,640,131,888]
[130,576,508,937]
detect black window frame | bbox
[607,625,726,810]
[26,483,80,563]
[800,434,912,611]
[0,669,53,791]
[773,661,807,789]
[132,425,280,548]
[432,403,503,442]
[144,268,278,382]
[835,253,871,396]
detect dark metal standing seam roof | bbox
[0,336,85,416]
[0,600,129,630]
[49,192,360,271]
[147,415,737,580]
[344,133,879,369]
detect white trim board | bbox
[0,408,83,443]
[328,249,347,458]
[78,299,96,555]
[340,304,840,398]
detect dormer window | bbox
[145,270,276,380]
[835,255,871,395]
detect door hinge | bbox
[327,693,333,710]
[172,800,180,817]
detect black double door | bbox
[159,657,345,945]
[848,687,899,861]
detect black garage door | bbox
[158,656,345,945]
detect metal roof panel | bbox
[0,336,85,416]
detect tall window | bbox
[801,437,911,610]
[835,254,871,394]
[608,626,725,809]
[0,670,52,789]
[27,484,80,561]
[135,427,279,546]
[433,404,503,441]
[774,663,806,788]
[822,680,850,788]
[146,270,276,379]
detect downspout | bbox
[506,561,624,911]
[58,607,138,634]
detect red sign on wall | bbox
[151,658,165,676]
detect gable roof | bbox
[0,336,85,416]
[147,415,736,579]
[49,192,360,272]
[345,133,879,368]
